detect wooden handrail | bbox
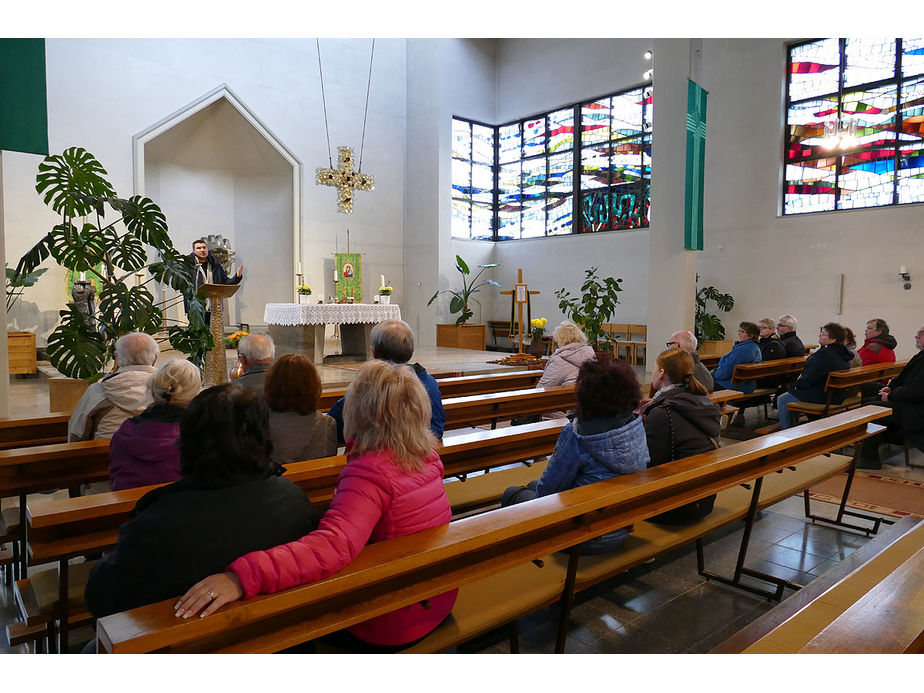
[731,356,806,383]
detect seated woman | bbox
[643,349,722,524]
[174,360,456,652]
[108,358,202,491]
[537,321,596,388]
[501,355,649,554]
[777,322,854,429]
[712,321,762,393]
[85,384,319,620]
[265,353,337,464]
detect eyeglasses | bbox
[665,341,678,348]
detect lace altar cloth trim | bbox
[264,303,401,326]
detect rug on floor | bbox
[807,471,924,518]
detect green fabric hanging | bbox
[684,79,707,251]
[0,38,49,156]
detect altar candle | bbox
[297,260,302,275]
[901,265,908,275]
[334,270,338,281]
[380,274,385,289]
[79,272,86,281]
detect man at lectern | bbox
[185,239,244,320]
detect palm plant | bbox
[11,147,211,378]
[555,266,623,348]
[427,255,499,325]
[694,274,735,342]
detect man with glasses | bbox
[776,314,804,358]
[859,325,924,468]
[666,330,714,392]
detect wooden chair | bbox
[616,324,647,364]
[601,323,627,357]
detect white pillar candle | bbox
[297,261,302,275]
[79,272,86,281]
[900,265,908,275]
[380,274,385,288]
[334,270,338,281]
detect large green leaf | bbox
[455,255,470,275]
[47,305,108,378]
[47,222,109,272]
[185,294,209,330]
[108,231,147,272]
[14,235,52,277]
[5,265,48,288]
[111,195,170,250]
[35,147,115,217]
[167,323,213,366]
[149,249,196,294]
[97,283,162,335]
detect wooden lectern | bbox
[199,283,240,386]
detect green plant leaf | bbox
[12,236,52,277]
[168,323,213,366]
[47,222,109,272]
[109,232,148,272]
[46,305,108,378]
[149,249,196,294]
[455,255,470,275]
[5,265,48,288]
[449,295,465,314]
[112,195,171,249]
[97,283,162,335]
[35,147,115,218]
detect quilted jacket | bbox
[228,445,456,646]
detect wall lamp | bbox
[900,266,911,290]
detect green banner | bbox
[684,79,707,251]
[335,253,362,302]
[0,39,49,156]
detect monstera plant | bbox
[10,147,211,378]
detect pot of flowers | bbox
[528,317,549,356]
[297,284,312,305]
[224,330,249,379]
[379,285,393,305]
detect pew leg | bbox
[508,622,519,654]
[554,545,581,654]
[57,559,70,654]
[18,493,28,579]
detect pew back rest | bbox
[0,413,71,451]
[732,356,807,383]
[823,360,907,391]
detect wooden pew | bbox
[785,360,906,420]
[700,353,720,369]
[724,357,808,427]
[443,386,576,429]
[0,413,71,451]
[714,515,924,653]
[93,406,890,654]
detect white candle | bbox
[79,272,86,281]
[900,265,908,275]
[334,270,338,281]
[297,261,302,275]
[380,274,385,288]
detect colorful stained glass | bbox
[581,99,610,145]
[548,152,573,195]
[838,147,896,209]
[451,158,471,198]
[581,145,609,189]
[900,77,924,142]
[581,190,610,233]
[472,163,493,203]
[523,118,546,158]
[472,124,494,164]
[498,163,520,206]
[903,38,924,78]
[520,197,545,238]
[547,196,572,235]
[452,119,471,160]
[548,108,574,153]
[844,38,895,88]
[472,201,493,240]
[789,39,840,102]
[784,158,836,213]
[497,207,519,240]
[451,199,471,238]
[498,123,521,164]
[897,142,924,203]
[611,89,645,139]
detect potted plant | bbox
[5,265,47,375]
[528,317,549,356]
[555,267,623,350]
[378,285,393,305]
[694,274,735,355]
[297,284,312,305]
[428,255,499,350]
[12,147,211,380]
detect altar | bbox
[264,303,402,364]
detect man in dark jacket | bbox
[776,314,805,357]
[859,324,924,468]
[234,333,275,390]
[776,322,853,429]
[757,318,787,361]
[667,330,714,392]
[184,238,244,318]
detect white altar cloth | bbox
[264,303,401,326]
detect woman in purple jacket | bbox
[108,359,202,491]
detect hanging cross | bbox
[316,146,375,214]
[500,269,541,354]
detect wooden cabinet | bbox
[436,324,486,351]
[7,331,37,375]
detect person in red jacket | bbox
[858,318,897,366]
[174,359,456,651]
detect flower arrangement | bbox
[224,330,249,349]
[297,284,312,295]
[379,286,393,296]
[530,317,548,340]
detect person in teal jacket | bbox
[712,322,762,393]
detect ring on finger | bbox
[207,591,216,600]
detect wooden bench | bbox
[0,412,71,451]
[724,357,808,427]
[713,515,924,653]
[487,320,519,352]
[443,386,576,429]
[785,360,907,421]
[93,406,890,654]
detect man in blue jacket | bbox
[712,322,762,393]
[328,319,445,444]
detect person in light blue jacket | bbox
[501,355,649,554]
[712,322,763,393]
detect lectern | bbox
[199,283,240,386]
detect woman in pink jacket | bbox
[174,359,456,651]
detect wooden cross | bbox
[500,269,540,354]
[316,146,375,214]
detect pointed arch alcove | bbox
[133,85,301,329]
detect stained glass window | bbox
[451,118,495,239]
[785,38,924,215]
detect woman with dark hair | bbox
[501,355,649,553]
[643,349,722,524]
[174,360,456,652]
[712,321,762,393]
[84,384,319,620]
[265,354,337,464]
[777,322,854,429]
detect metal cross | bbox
[315,146,374,214]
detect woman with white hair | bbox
[108,359,202,491]
[537,321,596,388]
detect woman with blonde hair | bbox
[174,359,456,652]
[537,320,596,389]
[643,349,722,524]
[108,358,202,491]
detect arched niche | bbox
[133,85,301,329]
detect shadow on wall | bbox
[6,301,61,346]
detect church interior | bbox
[1,28,923,671]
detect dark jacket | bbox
[887,350,924,442]
[184,252,242,313]
[691,353,714,393]
[780,331,805,358]
[84,473,319,618]
[789,343,853,404]
[712,339,762,393]
[643,386,722,524]
[758,335,787,361]
[108,403,185,491]
[235,362,272,391]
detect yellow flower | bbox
[297,284,312,294]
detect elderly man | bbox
[859,324,924,468]
[666,330,714,392]
[858,318,897,366]
[68,332,160,443]
[327,319,445,444]
[776,314,805,357]
[234,333,275,390]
